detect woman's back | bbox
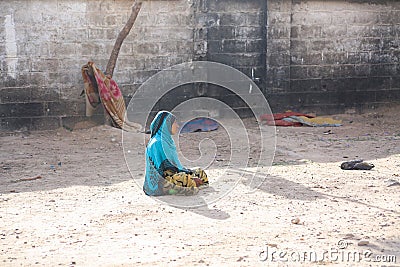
[143,111,208,196]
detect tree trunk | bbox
[106,0,143,77]
[103,0,143,126]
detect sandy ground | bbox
[1,106,400,266]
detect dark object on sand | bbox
[12,175,42,183]
[385,179,400,187]
[340,159,374,170]
[180,118,219,133]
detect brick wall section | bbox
[1,0,400,131]
[267,0,400,113]
[0,0,194,131]
[192,0,266,117]
[206,0,265,81]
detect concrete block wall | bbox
[190,0,266,117]
[266,0,400,113]
[1,0,400,131]
[205,0,265,80]
[0,0,195,131]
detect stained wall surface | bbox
[1,0,399,130]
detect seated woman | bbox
[143,111,209,196]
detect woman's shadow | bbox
[157,186,231,220]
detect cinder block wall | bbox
[0,0,194,131]
[266,0,400,113]
[198,0,266,117]
[1,0,400,131]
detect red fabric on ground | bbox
[260,112,314,127]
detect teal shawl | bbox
[143,111,189,196]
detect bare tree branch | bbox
[106,0,143,77]
[103,0,142,125]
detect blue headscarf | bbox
[143,111,186,196]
